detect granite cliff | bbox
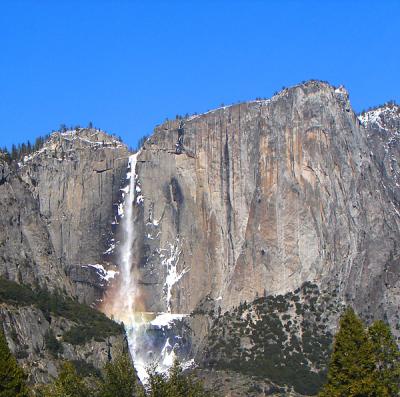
[1,81,399,395]
[0,129,130,385]
[125,81,400,394]
[133,81,399,327]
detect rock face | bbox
[134,82,400,334]
[0,158,73,293]
[0,130,131,385]
[0,302,125,384]
[359,103,400,200]
[122,83,400,394]
[17,129,130,303]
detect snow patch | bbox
[150,313,187,327]
[103,242,116,255]
[82,264,118,282]
[161,240,189,312]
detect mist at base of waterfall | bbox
[123,312,192,382]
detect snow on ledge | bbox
[150,312,188,327]
[82,263,118,281]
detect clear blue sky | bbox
[0,0,399,149]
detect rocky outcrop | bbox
[15,129,129,303]
[359,103,400,200]
[0,303,125,384]
[0,275,127,385]
[1,129,129,302]
[193,368,306,397]
[0,159,73,293]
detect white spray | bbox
[121,153,137,320]
[109,153,147,378]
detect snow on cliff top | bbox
[358,104,400,131]
[185,81,347,122]
[21,128,125,165]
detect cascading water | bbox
[115,153,148,378]
[120,154,136,320]
[102,153,147,378]
[101,152,192,382]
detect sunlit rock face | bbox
[0,129,133,384]
[132,81,400,342]
[17,129,130,303]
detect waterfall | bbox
[101,152,145,379]
[120,153,137,322]
[102,152,191,382]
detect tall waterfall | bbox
[120,153,137,322]
[102,152,191,382]
[101,153,146,379]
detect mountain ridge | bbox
[0,80,399,395]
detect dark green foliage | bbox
[38,354,210,397]
[367,320,400,396]
[0,277,123,345]
[205,282,339,395]
[0,277,37,305]
[100,352,139,397]
[44,330,63,356]
[144,360,213,397]
[368,320,400,395]
[0,148,11,163]
[2,134,50,163]
[319,310,400,396]
[319,308,372,396]
[71,360,101,378]
[40,362,91,397]
[0,326,29,397]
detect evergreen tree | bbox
[41,362,90,397]
[319,309,400,396]
[145,363,167,397]
[11,144,17,161]
[0,326,29,397]
[367,320,400,396]
[145,360,212,397]
[319,308,375,397]
[100,352,141,397]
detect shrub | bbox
[44,330,63,356]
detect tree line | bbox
[359,100,398,116]
[0,325,212,397]
[0,125,150,164]
[1,134,50,163]
[1,307,399,397]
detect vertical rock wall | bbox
[134,82,400,341]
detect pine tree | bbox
[319,308,375,397]
[100,352,141,397]
[367,320,400,396]
[0,326,29,397]
[319,309,400,396]
[41,362,90,397]
[145,360,211,397]
[11,144,17,161]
